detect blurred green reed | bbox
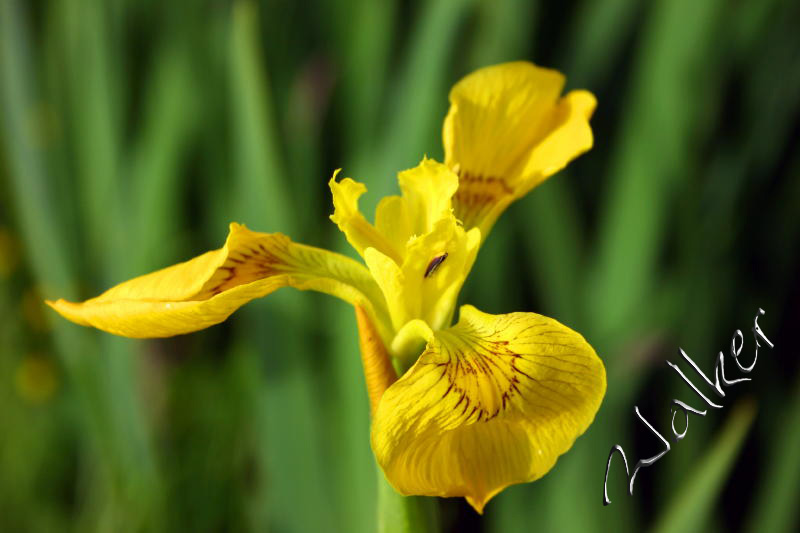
[1,0,799,532]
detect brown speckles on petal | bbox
[452,171,514,231]
[197,235,293,298]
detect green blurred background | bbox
[1,0,798,531]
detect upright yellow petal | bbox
[365,218,480,335]
[47,223,390,339]
[443,61,596,237]
[333,159,479,339]
[514,89,596,196]
[371,158,461,258]
[371,305,606,513]
[325,158,487,355]
[374,195,413,257]
[329,171,403,263]
[396,157,459,237]
[364,247,412,331]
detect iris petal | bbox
[395,157,459,237]
[365,218,480,335]
[443,61,596,237]
[48,223,389,339]
[371,305,606,513]
[329,171,403,263]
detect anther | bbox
[424,253,448,278]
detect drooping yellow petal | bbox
[47,223,389,339]
[443,61,596,237]
[371,305,606,513]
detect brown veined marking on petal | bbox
[432,325,591,426]
[432,332,526,424]
[467,330,597,404]
[453,171,513,228]
[197,234,292,298]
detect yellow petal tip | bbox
[228,221,246,233]
[566,89,597,118]
[327,167,343,187]
[465,495,487,515]
[45,298,90,326]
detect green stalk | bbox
[327,0,396,174]
[745,378,800,533]
[377,466,440,533]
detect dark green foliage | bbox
[0,0,797,531]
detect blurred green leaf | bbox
[1,2,162,531]
[467,0,536,68]
[59,0,126,280]
[745,380,800,533]
[370,0,475,200]
[1,0,798,531]
[230,0,292,232]
[328,0,396,171]
[652,400,756,533]
[129,40,197,273]
[565,0,642,87]
[227,5,338,533]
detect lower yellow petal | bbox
[371,305,606,513]
[47,223,389,339]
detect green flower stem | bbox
[377,464,440,533]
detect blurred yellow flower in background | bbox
[46,62,605,513]
[15,354,59,404]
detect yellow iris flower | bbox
[47,61,606,513]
